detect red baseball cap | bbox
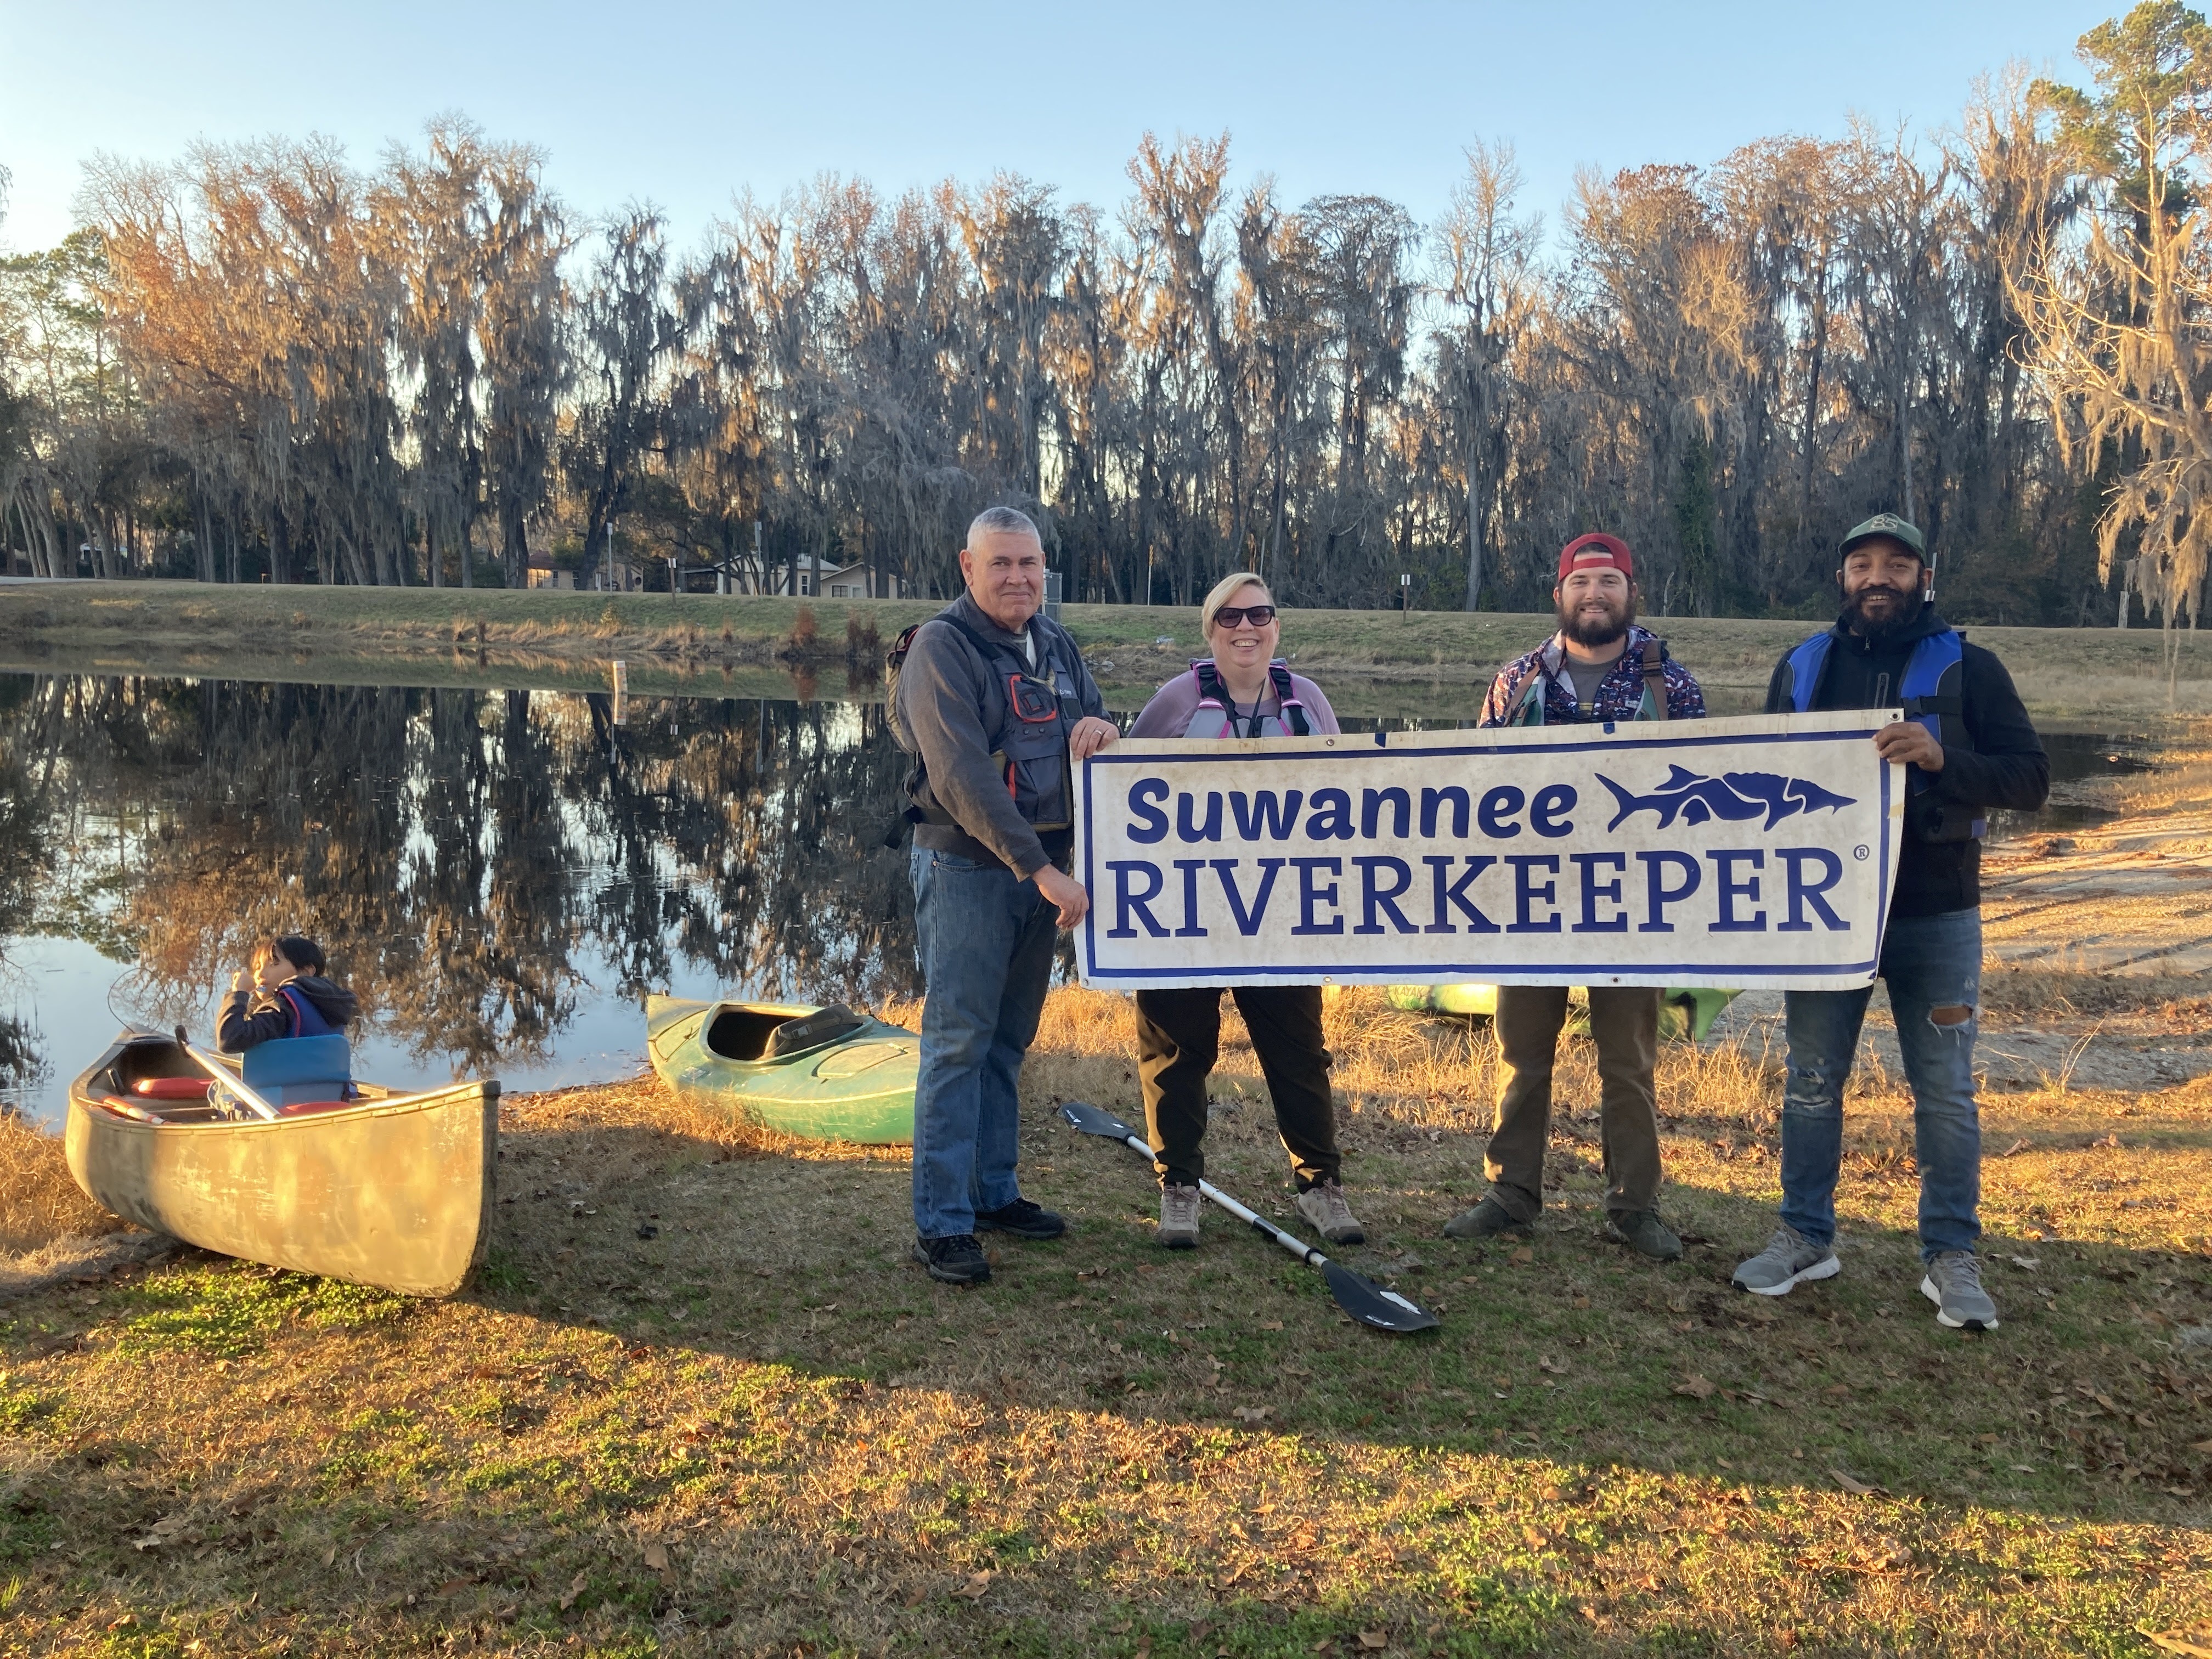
[1558,533,1633,582]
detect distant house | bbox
[814,560,901,599]
[526,552,573,590]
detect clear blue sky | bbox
[0,1,2113,256]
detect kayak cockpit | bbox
[704,1002,868,1064]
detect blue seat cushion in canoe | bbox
[242,1034,352,1102]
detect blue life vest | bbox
[276,983,340,1037]
[240,1031,353,1109]
[1181,659,1312,738]
[1781,627,1985,842]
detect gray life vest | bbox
[890,607,1088,833]
[1180,659,1312,738]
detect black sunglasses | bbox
[1212,604,1277,629]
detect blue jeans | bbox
[1780,907,1983,1260]
[909,845,1059,1239]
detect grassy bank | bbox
[3,988,2206,1657]
[7,579,2212,718]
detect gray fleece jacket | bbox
[895,592,1108,877]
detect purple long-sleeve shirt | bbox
[1128,667,1341,740]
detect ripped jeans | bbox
[1779,907,1982,1260]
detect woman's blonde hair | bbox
[1200,572,1274,637]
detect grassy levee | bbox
[7,578,2212,716]
[3,990,2207,1656]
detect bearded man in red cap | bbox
[1444,532,1706,1260]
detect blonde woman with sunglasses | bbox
[1123,573,1361,1252]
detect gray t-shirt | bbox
[1565,654,1615,709]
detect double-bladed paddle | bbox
[1057,1099,1440,1335]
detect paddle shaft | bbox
[174,1029,280,1121]
[1095,1125,1330,1271]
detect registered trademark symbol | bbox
[1853,844,1870,861]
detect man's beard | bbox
[1843,583,1921,641]
[1557,595,1633,648]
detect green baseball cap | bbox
[1839,512,1926,560]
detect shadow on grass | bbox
[2,1093,2204,1658]
[456,1103,2209,1529]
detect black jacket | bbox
[217,975,359,1053]
[1763,605,2049,918]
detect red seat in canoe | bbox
[134,1077,210,1101]
[276,1098,354,1117]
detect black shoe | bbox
[912,1233,991,1285]
[974,1197,1066,1240]
[1606,1209,1684,1262]
[1442,1195,1530,1240]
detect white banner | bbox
[1074,712,1905,991]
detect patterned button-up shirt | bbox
[1477,625,1707,727]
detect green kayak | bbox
[645,996,918,1144]
[1384,984,1741,1042]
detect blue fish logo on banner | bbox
[1596,765,1855,832]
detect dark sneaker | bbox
[1294,1180,1365,1245]
[974,1197,1066,1241]
[1733,1224,1839,1296]
[1442,1195,1530,1240]
[1921,1250,1999,1331]
[912,1233,991,1285]
[1158,1183,1201,1249]
[1606,1209,1684,1262]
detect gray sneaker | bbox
[1732,1224,1841,1296]
[1294,1180,1365,1245]
[1158,1183,1201,1250]
[1921,1250,1999,1331]
[1605,1210,1684,1262]
[1442,1195,1530,1240]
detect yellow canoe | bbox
[66,1030,498,1297]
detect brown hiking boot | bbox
[1294,1180,1365,1245]
[1158,1183,1201,1249]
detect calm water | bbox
[0,672,2161,1130]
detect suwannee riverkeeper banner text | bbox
[1073,711,1905,992]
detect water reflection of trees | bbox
[0,672,920,1078]
[0,675,57,1105]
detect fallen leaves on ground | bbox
[1831,1467,1876,1495]
[1674,1374,1716,1400]
[955,1569,994,1600]
[558,1571,587,1611]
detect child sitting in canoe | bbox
[218,934,360,1052]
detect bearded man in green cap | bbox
[1732,513,2048,1331]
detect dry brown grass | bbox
[0,1111,125,1257]
[1,990,2206,1657]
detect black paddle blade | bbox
[1323,1260,1441,1335]
[1059,1099,1144,1143]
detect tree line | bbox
[4,3,2211,626]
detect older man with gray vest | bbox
[1733,513,2047,1330]
[891,506,1118,1286]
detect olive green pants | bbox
[1485,985,1663,1222]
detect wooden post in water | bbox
[612,659,629,725]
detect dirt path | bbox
[1701,798,2212,1092]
